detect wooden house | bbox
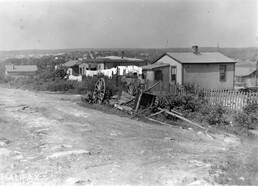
[61,60,80,76]
[5,65,38,77]
[235,66,257,88]
[142,46,236,89]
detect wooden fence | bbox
[144,80,258,112]
[202,89,258,112]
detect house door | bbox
[154,70,163,81]
[171,66,177,84]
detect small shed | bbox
[61,60,80,76]
[141,63,170,82]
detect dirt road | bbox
[0,87,246,185]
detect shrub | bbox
[234,103,258,130]
[43,74,121,96]
[168,94,207,114]
[183,83,197,94]
[3,75,15,83]
[200,104,227,126]
[46,80,77,92]
[37,68,67,81]
[167,94,227,126]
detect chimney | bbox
[192,45,199,54]
[12,64,15,69]
[121,51,125,59]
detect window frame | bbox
[219,65,227,82]
[171,66,177,82]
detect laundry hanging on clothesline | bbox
[84,66,142,77]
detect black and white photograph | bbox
[0,0,257,185]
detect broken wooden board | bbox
[149,110,165,117]
[134,90,143,113]
[114,104,133,112]
[145,80,161,92]
[118,91,135,105]
[143,116,171,126]
[120,97,135,105]
[157,108,205,129]
[170,109,183,116]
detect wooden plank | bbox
[241,91,245,110]
[134,90,143,113]
[143,116,171,126]
[225,89,229,108]
[170,109,183,116]
[233,90,237,112]
[145,80,161,92]
[149,110,165,117]
[157,108,205,129]
[120,97,135,105]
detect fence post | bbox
[159,82,162,95]
[146,79,149,90]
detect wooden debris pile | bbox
[82,78,205,130]
[111,80,205,130]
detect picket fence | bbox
[144,80,258,112]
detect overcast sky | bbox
[0,0,257,50]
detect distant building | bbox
[58,55,147,81]
[235,66,257,88]
[5,65,38,77]
[60,60,80,76]
[142,46,236,89]
[61,56,147,76]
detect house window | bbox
[219,65,227,81]
[154,70,163,81]
[171,67,177,82]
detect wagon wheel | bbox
[93,78,106,104]
[127,83,138,96]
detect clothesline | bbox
[83,66,142,78]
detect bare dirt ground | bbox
[0,86,256,186]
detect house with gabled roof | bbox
[5,65,38,77]
[235,65,257,88]
[142,46,236,89]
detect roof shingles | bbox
[164,52,235,63]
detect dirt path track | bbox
[0,87,241,185]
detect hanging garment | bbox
[68,75,82,82]
[118,66,127,75]
[85,70,99,76]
